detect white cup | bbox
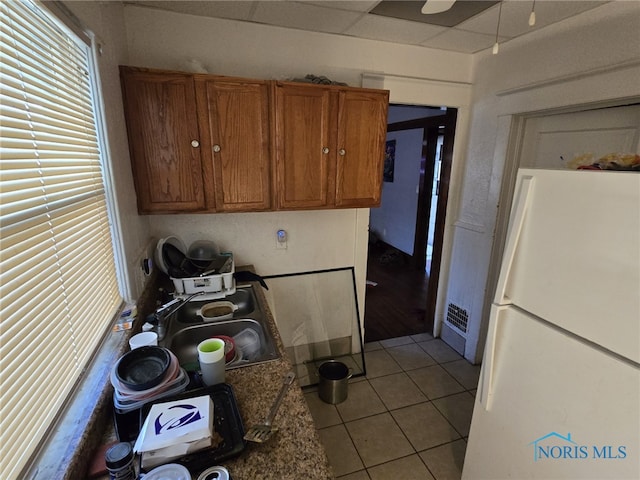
[129,331,158,349]
[198,338,226,386]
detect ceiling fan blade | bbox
[421,0,456,15]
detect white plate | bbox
[155,236,187,275]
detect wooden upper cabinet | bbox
[195,77,272,212]
[120,66,389,214]
[274,82,389,210]
[335,89,389,208]
[120,67,205,213]
[274,83,335,209]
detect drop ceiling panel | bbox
[422,28,503,53]
[531,0,609,26]
[346,13,447,44]
[251,1,362,34]
[457,1,528,38]
[306,1,381,13]
[128,1,256,21]
[371,0,499,27]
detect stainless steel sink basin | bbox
[159,286,280,370]
[167,318,278,370]
[171,288,256,324]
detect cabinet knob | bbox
[191,140,200,148]
[213,144,221,153]
[322,147,329,154]
[339,149,346,156]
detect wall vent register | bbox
[446,303,469,333]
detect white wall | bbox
[149,209,362,277]
[64,2,150,302]
[370,129,422,255]
[371,105,445,254]
[445,1,640,362]
[122,5,473,327]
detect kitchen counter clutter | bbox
[97,266,334,480]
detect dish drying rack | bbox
[171,256,236,301]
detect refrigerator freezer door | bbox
[495,169,640,363]
[463,306,640,480]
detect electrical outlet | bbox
[141,257,153,276]
[276,229,287,249]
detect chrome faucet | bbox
[154,291,205,340]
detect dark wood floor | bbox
[363,241,432,343]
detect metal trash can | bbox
[318,360,353,404]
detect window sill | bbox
[26,273,159,480]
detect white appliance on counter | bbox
[463,168,640,479]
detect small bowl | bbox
[187,240,220,268]
[128,331,158,350]
[112,350,179,398]
[212,335,236,363]
[116,346,171,392]
[197,301,238,321]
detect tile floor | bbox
[302,333,481,480]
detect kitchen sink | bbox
[159,286,280,370]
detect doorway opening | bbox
[364,105,457,343]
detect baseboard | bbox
[440,322,466,356]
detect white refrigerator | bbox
[462,168,640,479]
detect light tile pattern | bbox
[304,336,481,479]
[130,1,609,54]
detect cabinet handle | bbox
[339,149,346,156]
[191,140,200,148]
[213,144,221,153]
[322,147,329,154]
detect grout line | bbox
[312,336,477,479]
[339,403,370,476]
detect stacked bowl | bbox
[111,346,189,413]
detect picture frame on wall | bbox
[384,139,395,182]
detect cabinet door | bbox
[274,83,335,209]
[335,90,389,208]
[120,68,205,213]
[196,78,272,211]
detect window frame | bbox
[1,1,132,477]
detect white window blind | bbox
[0,2,123,478]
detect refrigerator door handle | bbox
[494,175,535,305]
[479,305,507,411]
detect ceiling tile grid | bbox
[251,1,363,34]
[123,1,613,54]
